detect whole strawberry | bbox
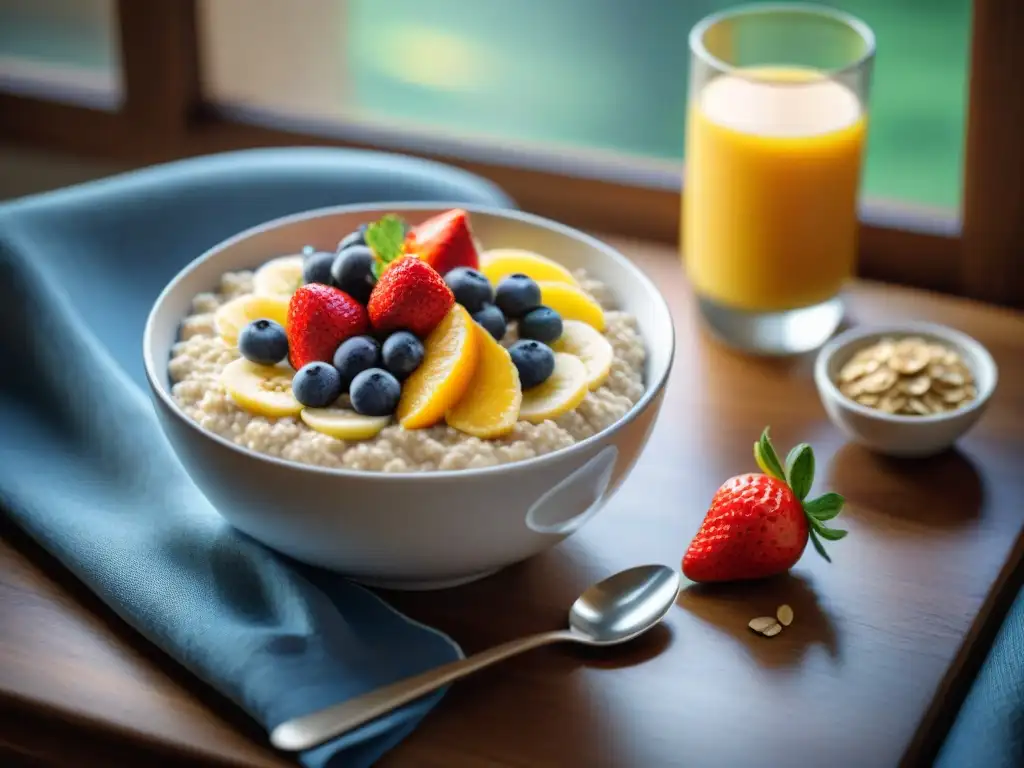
[287,283,369,370]
[368,257,454,337]
[404,208,480,276]
[682,428,847,583]
[364,214,454,337]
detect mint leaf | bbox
[804,492,844,521]
[784,443,814,500]
[753,427,786,482]
[365,214,407,279]
[808,528,831,563]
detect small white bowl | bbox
[814,322,997,458]
[144,204,675,590]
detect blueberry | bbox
[238,319,289,365]
[382,331,425,380]
[302,250,336,286]
[350,368,402,416]
[473,304,507,341]
[518,306,563,343]
[292,362,343,408]
[331,245,376,304]
[337,225,367,252]
[494,273,541,319]
[445,267,493,313]
[508,339,555,389]
[332,335,381,391]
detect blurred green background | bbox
[346,0,971,209]
[0,0,971,209]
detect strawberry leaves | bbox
[784,443,814,500]
[756,427,848,564]
[754,428,786,481]
[366,214,407,280]
[803,492,844,521]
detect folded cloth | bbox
[0,148,515,767]
[934,584,1024,768]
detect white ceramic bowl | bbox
[814,322,997,458]
[144,204,674,590]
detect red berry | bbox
[681,429,848,583]
[405,208,480,276]
[682,474,808,583]
[287,284,368,370]
[368,257,454,338]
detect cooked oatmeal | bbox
[169,269,646,472]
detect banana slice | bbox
[519,353,589,424]
[221,357,302,418]
[214,294,290,346]
[300,406,391,440]
[551,320,614,390]
[253,254,305,298]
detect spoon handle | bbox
[270,629,576,752]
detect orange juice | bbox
[683,67,866,312]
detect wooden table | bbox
[2,239,1023,768]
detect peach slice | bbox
[480,248,579,288]
[538,282,606,332]
[446,322,522,438]
[397,304,480,429]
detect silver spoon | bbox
[270,563,681,752]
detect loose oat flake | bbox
[836,336,976,416]
[776,604,794,627]
[748,616,779,634]
[760,622,784,637]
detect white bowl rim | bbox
[143,202,676,482]
[814,320,998,424]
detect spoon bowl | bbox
[569,564,683,644]
[270,564,681,752]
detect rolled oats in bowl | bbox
[168,209,647,473]
[835,336,977,416]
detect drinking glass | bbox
[683,3,875,355]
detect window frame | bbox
[0,0,1018,305]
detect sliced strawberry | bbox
[287,283,368,370]
[367,257,454,338]
[405,209,480,276]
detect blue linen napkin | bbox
[0,148,515,767]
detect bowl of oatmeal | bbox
[144,204,674,589]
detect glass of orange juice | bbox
[684,4,875,355]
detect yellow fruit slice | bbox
[480,248,579,288]
[214,294,291,346]
[538,282,606,332]
[397,304,480,429]
[300,407,390,441]
[253,254,305,298]
[519,353,589,424]
[551,320,614,390]
[221,357,302,418]
[445,323,522,438]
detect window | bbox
[0,0,1020,305]
[0,0,123,108]
[200,0,972,211]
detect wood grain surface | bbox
[1,238,1023,768]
